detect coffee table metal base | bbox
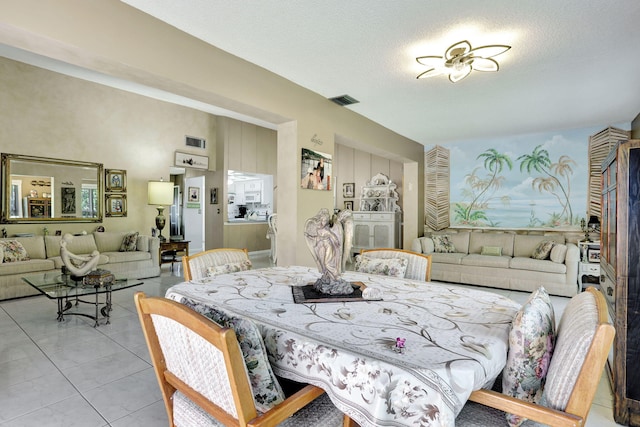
[56,287,113,327]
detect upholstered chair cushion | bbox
[180,298,286,413]
[502,287,555,427]
[540,291,597,411]
[432,234,456,253]
[355,255,408,278]
[206,260,252,277]
[531,241,555,260]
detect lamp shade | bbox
[147,181,174,206]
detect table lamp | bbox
[147,179,174,242]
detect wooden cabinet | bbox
[26,197,51,218]
[352,212,401,254]
[601,139,640,426]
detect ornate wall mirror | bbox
[1,153,103,223]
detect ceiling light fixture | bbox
[416,40,511,83]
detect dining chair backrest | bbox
[182,248,250,281]
[457,286,615,427]
[134,292,349,427]
[360,248,432,281]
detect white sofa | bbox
[411,231,580,297]
[0,231,160,300]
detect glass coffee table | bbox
[22,271,143,327]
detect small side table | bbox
[578,261,600,290]
[159,240,190,269]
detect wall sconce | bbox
[147,179,174,242]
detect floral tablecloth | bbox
[166,266,519,427]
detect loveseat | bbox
[0,231,160,300]
[410,230,580,297]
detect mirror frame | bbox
[1,153,104,224]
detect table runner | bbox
[166,266,519,427]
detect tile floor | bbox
[0,253,624,426]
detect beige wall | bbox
[0,57,214,236]
[0,0,424,266]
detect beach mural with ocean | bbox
[427,126,614,229]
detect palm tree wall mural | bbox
[439,127,598,229]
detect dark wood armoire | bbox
[601,139,640,425]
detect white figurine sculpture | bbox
[304,208,354,295]
[60,233,100,277]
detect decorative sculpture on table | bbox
[60,233,100,279]
[304,208,354,295]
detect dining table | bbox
[165,266,520,427]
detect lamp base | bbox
[155,207,167,242]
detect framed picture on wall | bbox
[343,183,355,198]
[300,148,332,191]
[105,194,127,217]
[210,188,218,204]
[105,169,127,192]
[188,187,200,203]
[588,248,600,262]
[344,201,354,211]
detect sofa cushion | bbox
[45,235,98,258]
[119,232,139,252]
[513,234,566,258]
[2,236,47,260]
[0,240,30,262]
[421,237,435,254]
[432,231,470,254]
[101,251,151,264]
[430,252,467,265]
[0,259,56,276]
[550,244,568,264]
[531,240,555,260]
[355,256,408,278]
[481,245,503,256]
[502,286,555,427]
[461,254,511,268]
[432,235,456,253]
[93,231,131,253]
[510,257,567,274]
[469,232,515,256]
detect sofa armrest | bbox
[411,237,434,254]
[411,238,423,253]
[564,243,580,286]
[140,236,160,265]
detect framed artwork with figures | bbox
[105,169,126,192]
[344,201,354,211]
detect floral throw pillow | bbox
[0,240,30,262]
[206,260,252,277]
[502,286,556,427]
[354,256,408,278]
[531,240,555,260]
[181,298,286,413]
[119,232,139,252]
[432,234,456,253]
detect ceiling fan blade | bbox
[449,65,472,83]
[472,57,499,72]
[417,68,444,79]
[469,44,511,59]
[416,55,444,68]
[445,40,471,60]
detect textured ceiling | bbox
[107,2,640,144]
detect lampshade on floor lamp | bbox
[147,180,174,242]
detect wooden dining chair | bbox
[182,248,251,281]
[134,292,350,427]
[359,248,432,281]
[456,286,615,427]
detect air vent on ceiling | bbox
[329,94,359,106]
[185,135,206,149]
